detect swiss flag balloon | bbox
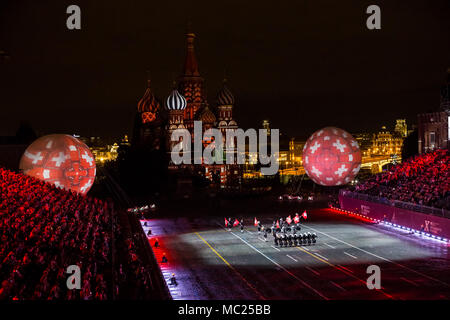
[19,134,96,195]
[302,127,361,186]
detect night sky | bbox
[1,0,449,140]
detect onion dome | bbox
[137,80,161,113]
[199,105,216,124]
[216,79,234,106]
[166,89,187,110]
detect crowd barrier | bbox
[339,191,450,239]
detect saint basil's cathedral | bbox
[132,29,240,185]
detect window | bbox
[430,132,436,149]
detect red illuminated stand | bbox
[328,205,449,243]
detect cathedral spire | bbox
[182,23,200,77]
[178,24,206,130]
[146,70,151,88]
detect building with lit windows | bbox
[353,133,373,157]
[369,126,404,156]
[91,143,119,164]
[85,135,129,164]
[287,138,305,167]
[394,119,408,138]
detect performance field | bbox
[142,206,450,300]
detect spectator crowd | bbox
[0,167,116,299]
[0,167,161,300]
[352,149,449,210]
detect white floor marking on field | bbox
[228,231,329,300]
[302,246,310,251]
[330,281,347,291]
[315,253,329,261]
[306,266,320,276]
[400,277,419,287]
[301,224,450,288]
[324,243,335,249]
[344,252,357,259]
[286,254,298,262]
[271,245,281,251]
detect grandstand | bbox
[351,149,449,210]
[0,167,168,300]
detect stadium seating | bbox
[352,149,449,210]
[0,167,155,300]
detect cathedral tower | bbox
[178,27,206,131]
[165,86,187,154]
[133,79,163,149]
[216,79,238,133]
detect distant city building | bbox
[120,135,131,147]
[369,124,403,156]
[91,143,119,163]
[262,120,270,136]
[418,69,450,153]
[353,133,373,157]
[81,135,124,164]
[394,119,408,138]
[288,138,305,167]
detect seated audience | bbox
[351,149,449,210]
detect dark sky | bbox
[1,0,449,140]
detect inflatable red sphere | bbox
[302,127,361,186]
[19,134,96,195]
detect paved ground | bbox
[141,203,450,300]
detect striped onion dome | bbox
[199,105,216,123]
[137,80,161,113]
[166,89,187,110]
[216,79,234,106]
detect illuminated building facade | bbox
[369,126,403,156]
[394,119,408,138]
[418,69,450,154]
[287,138,305,167]
[84,135,129,164]
[354,133,373,157]
[133,28,240,185]
[91,143,119,164]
